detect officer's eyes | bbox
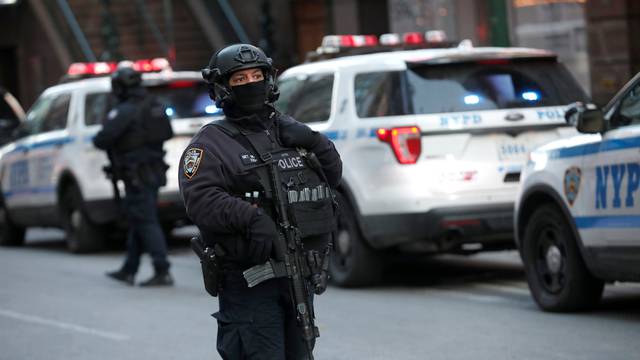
[230,73,262,85]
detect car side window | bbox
[275,73,334,123]
[22,93,71,136]
[23,95,52,136]
[40,94,71,133]
[43,94,71,132]
[614,83,640,128]
[85,92,111,126]
[354,71,406,118]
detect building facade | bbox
[387,0,639,105]
[0,0,636,108]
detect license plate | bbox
[498,142,528,161]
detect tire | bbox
[521,204,604,312]
[329,193,382,287]
[60,185,106,253]
[0,205,26,247]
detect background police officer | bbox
[179,44,342,359]
[94,66,174,287]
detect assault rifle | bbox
[242,151,321,360]
[103,151,121,203]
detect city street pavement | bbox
[1,228,639,360]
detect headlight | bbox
[528,150,548,171]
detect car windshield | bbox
[354,59,590,118]
[146,80,219,119]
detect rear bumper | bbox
[360,203,514,253]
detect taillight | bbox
[376,126,421,164]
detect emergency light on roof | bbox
[319,30,448,50]
[426,30,447,43]
[66,58,171,77]
[403,32,424,45]
[309,31,454,62]
[67,62,117,76]
[379,33,401,46]
[321,35,378,48]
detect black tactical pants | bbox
[121,181,170,274]
[214,270,314,360]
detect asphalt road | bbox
[1,228,639,360]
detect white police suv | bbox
[515,72,640,311]
[0,59,220,252]
[275,33,590,286]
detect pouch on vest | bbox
[272,149,336,238]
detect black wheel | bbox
[329,193,382,287]
[521,204,604,312]
[0,204,25,247]
[60,185,106,253]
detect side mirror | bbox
[564,102,605,134]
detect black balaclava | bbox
[229,80,267,114]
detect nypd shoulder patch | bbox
[183,147,204,179]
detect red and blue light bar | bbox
[320,30,448,49]
[66,58,171,77]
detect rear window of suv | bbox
[147,81,213,119]
[275,73,334,123]
[354,59,589,118]
[84,80,213,126]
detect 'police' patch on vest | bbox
[183,148,203,179]
[240,153,258,166]
[564,166,581,206]
[277,152,305,171]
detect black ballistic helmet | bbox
[111,66,142,98]
[201,44,279,108]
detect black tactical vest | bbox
[214,119,336,239]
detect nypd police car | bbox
[515,72,640,311]
[275,33,589,286]
[0,59,219,252]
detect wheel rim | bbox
[534,227,566,294]
[334,227,353,272]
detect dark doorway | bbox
[0,47,19,97]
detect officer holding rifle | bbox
[179,44,342,359]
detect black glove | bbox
[307,250,329,295]
[246,208,277,264]
[279,122,320,150]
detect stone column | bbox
[586,0,640,105]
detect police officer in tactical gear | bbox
[179,44,342,359]
[94,66,174,287]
